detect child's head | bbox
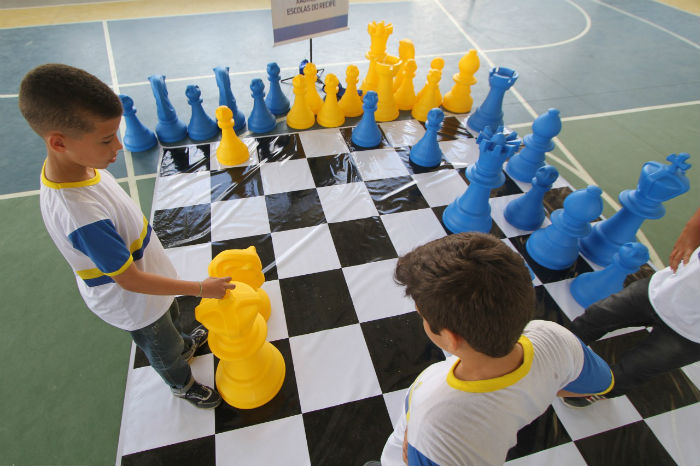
[18,63,122,138]
[394,232,534,358]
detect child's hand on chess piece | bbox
[669,208,700,272]
[201,276,236,299]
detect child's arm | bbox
[112,262,235,298]
[557,338,613,397]
[669,207,700,272]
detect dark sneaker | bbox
[562,394,607,408]
[182,325,208,361]
[175,381,222,409]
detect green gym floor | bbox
[0,0,698,464]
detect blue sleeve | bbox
[407,443,440,466]
[68,219,131,275]
[563,338,614,394]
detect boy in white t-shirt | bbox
[372,232,613,466]
[565,207,700,407]
[19,64,236,408]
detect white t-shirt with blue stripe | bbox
[40,166,177,331]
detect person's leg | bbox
[570,277,655,344]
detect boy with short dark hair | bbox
[19,63,235,409]
[379,232,613,466]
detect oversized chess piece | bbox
[338,64,363,117]
[148,74,187,143]
[393,38,416,92]
[506,109,562,182]
[351,91,382,148]
[375,62,399,122]
[579,153,692,266]
[442,126,521,233]
[504,165,559,231]
[570,242,649,309]
[526,185,603,270]
[286,74,315,130]
[317,73,345,128]
[215,105,249,166]
[361,20,394,93]
[411,69,440,122]
[442,49,479,114]
[303,62,323,115]
[265,62,290,116]
[214,66,246,132]
[119,94,157,152]
[185,85,219,141]
[467,67,518,134]
[394,59,417,111]
[208,246,269,320]
[248,78,277,134]
[415,58,445,110]
[410,108,444,168]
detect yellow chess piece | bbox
[303,62,323,115]
[394,59,417,111]
[215,105,249,166]
[338,65,363,117]
[195,282,285,409]
[412,69,441,122]
[374,62,399,122]
[443,49,480,114]
[318,73,345,128]
[361,21,393,93]
[417,57,445,109]
[208,246,269,320]
[286,74,315,130]
[393,39,416,92]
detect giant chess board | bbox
[116,116,700,466]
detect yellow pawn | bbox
[338,65,363,117]
[393,39,416,92]
[286,74,315,130]
[208,246,269,320]
[443,49,480,114]
[215,106,249,166]
[394,59,417,111]
[318,74,345,128]
[375,62,399,122]
[196,282,285,409]
[303,62,323,115]
[412,69,441,122]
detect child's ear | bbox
[441,328,463,353]
[47,131,67,153]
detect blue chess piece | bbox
[119,94,157,152]
[506,108,562,182]
[526,185,603,270]
[570,242,649,308]
[467,67,518,134]
[442,126,521,233]
[579,153,692,266]
[185,85,219,141]
[148,74,187,144]
[504,165,559,231]
[265,62,290,116]
[351,91,382,148]
[410,108,444,168]
[248,78,277,134]
[214,66,246,132]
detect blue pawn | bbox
[265,62,290,116]
[443,126,521,233]
[504,165,559,231]
[410,108,444,168]
[570,242,649,308]
[467,67,518,134]
[248,78,277,134]
[119,94,157,152]
[506,108,562,182]
[214,66,246,132]
[352,91,382,148]
[185,85,218,141]
[148,75,187,144]
[526,185,603,270]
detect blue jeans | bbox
[129,299,194,393]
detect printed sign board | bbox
[271,0,349,46]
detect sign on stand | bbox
[271,0,349,46]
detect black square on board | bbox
[438,115,475,141]
[307,153,363,187]
[265,188,327,232]
[210,166,264,202]
[121,434,215,466]
[256,133,306,162]
[506,406,572,461]
[278,269,358,337]
[214,339,301,433]
[625,368,700,418]
[159,144,210,176]
[361,312,445,393]
[365,175,430,215]
[533,285,572,327]
[302,395,394,466]
[152,204,211,249]
[508,234,594,284]
[211,233,277,282]
[328,217,398,267]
